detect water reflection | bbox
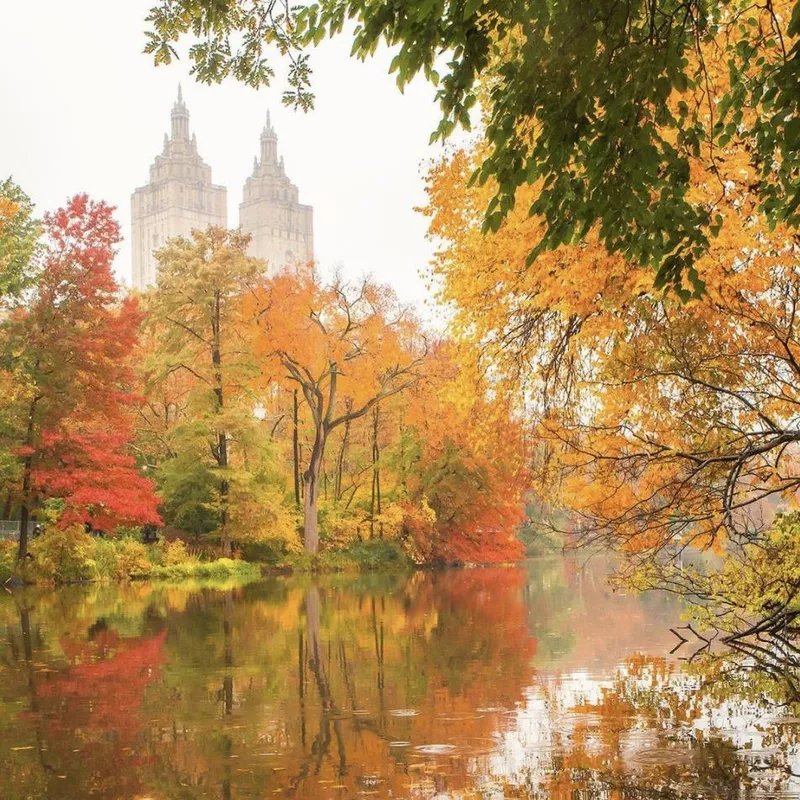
[0,559,797,798]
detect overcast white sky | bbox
[1,0,470,316]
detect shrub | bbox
[113,537,152,579]
[319,507,366,549]
[0,540,16,584]
[162,538,190,566]
[238,537,292,565]
[91,537,121,580]
[149,558,260,582]
[345,539,409,570]
[29,526,96,583]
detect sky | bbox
[0,0,469,316]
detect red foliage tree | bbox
[2,195,160,556]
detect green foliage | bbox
[0,177,39,301]
[28,526,97,583]
[280,539,411,573]
[238,537,293,565]
[143,0,799,293]
[0,540,15,584]
[147,558,261,581]
[344,539,409,570]
[157,448,221,536]
[518,502,567,556]
[620,512,800,643]
[13,527,260,584]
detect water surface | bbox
[0,557,797,798]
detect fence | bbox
[0,521,35,540]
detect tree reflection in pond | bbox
[0,559,798,798]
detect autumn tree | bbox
[0,178,38,302]
[143,227,266,556]
[251,274,424,553]
[145,0,798,293]
[0,195,160,559]
[394,341,529,563]
[423,83,800,617]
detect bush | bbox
[0,540,16,584]
[91,537,121,580]
[162,538,190,566]
[319,507,366,549]
[113,537,151,579]
[238,537,292,565]
[148,558,261,582]
[279,539,411,573]
[29,526,96,583]
[345,539,409,570]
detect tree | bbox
[250,274,424,553]
[398,341,529,563]
[0,178,39,302]
[424,118,800,614]
[144,0,798,294]
[144,227,263,556]
[0,195,161,559]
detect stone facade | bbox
[239,112,314,275]
[131,87,228,289]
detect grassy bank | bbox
[0,527,262,586]
[273,539,413,574]
[1,528,415,586]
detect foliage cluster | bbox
[135,230,528,564]
[144,0,798,295]
[0,194,529,571]
[3,526,260,585]
[420,7,800,639]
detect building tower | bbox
[131,86,228,288]
[239,112,314,274]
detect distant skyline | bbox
[0,0,470,317]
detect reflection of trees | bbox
[671,614,800,705]
[0,593,167,799]
[531,653,790,797]
[284,586,350,792]
[6,563,794,798]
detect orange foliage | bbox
[422,34,800,562]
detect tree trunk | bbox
[334,408,351,504]
[18,398,38,561]
[370,406,382,539]
[303,428,325,554]
[293,390,301,508]
[211,290,231,558]
[218,430,230,558]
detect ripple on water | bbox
[410,738,503,757]
[628,747,693,767]
[550,711,607,734]
[389,709,420,717]
[451,737,502,756]
[437,712,483,722]
[414,744,457,755]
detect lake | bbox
[0,557,797,798]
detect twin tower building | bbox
[131,87,313,289]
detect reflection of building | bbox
[240,112,314,275]
[131,91,314,289]
[131,87,227,288]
